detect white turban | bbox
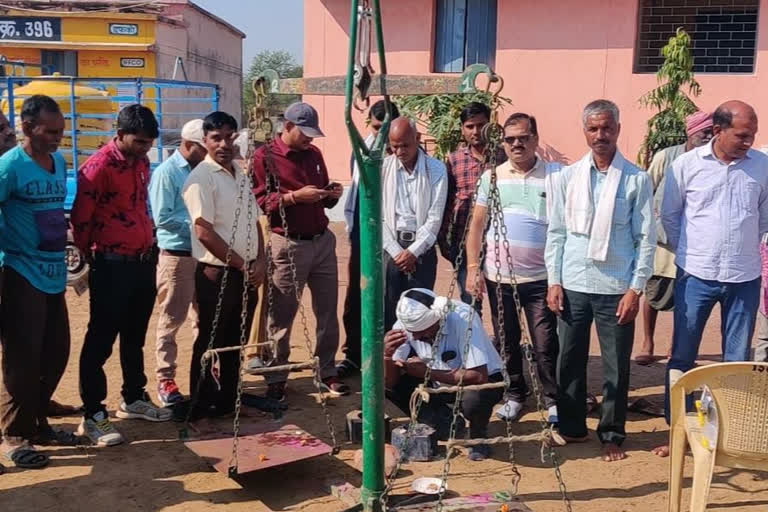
[395,288,450,332]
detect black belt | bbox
[96,251,154,263]
[285,230,326,241]
[161,249,192,257]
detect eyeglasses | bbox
[503,134,533,145]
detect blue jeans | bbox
[664,267,760,422]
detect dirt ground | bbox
[1,222,767,512]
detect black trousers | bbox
[190,263,257,416]
[79,256,157,415]
[384,247,438,331]
[387,373,504,438]
[340,233,361,366]
[0,268,70,439]
[558,289,634,445]
[485,279,559,408]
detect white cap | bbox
[181,119,204,145]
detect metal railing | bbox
[0,76,219,210]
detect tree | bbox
[395,92,513,161]
[638,28,701,167]
[243,50,303,122]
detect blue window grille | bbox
[434,0,497,73]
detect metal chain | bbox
[487,125,573,511]
[254,80,340,454]
[379,145,485,512]
[380,86,573,510]
[485,121,523,497]
[181,133,247,440]
[228,140,257,476]
[380,82,500,511]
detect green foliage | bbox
[243,50,303,121]
[638,28,701,167]
[394,92,513,160]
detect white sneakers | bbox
[79,397,171,447]
[495,399,525,422]
[78,411,124,447]
[116,398,172,422]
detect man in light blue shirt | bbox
[653,101,768,458]
[0,95,81,470]
[545,100,655,463]
[148,119,207,406]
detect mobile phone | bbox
[325,182,339,190]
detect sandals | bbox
[4,446,49,469]
[628,397,665,417]
[634,353,662,366]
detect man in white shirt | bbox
[382,117,448,329]
[384,288,504,461]
[637,111,713,365]
[182,111,266,419]
[653,100,768,457]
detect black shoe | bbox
[171,400,210,423]
[335,359,360,379]
[241,393,288,418]
[266,382,286,402]
[33,424,86,446]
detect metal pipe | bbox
[69,78,79,172]
[344,1,390,510]
[6,77,14,129]
[156,85,164,163]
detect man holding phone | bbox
[252,102,349,400]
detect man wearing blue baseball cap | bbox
[252,102,349,400]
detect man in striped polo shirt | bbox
[465,113,561,424]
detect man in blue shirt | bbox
[148,119,207,406]
[0,95,79,471]
[546,100,656,463]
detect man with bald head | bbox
[654,100,768,457]
[382,117,448,329]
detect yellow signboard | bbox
[79,50,156,78]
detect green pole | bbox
[344,1,390,510]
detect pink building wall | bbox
[305,0,768,183]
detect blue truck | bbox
[1,75,219,287]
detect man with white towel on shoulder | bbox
[545,99,656,462]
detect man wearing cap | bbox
[252,101,347,400]
[148,119,208,406]
[384,288,505,461]
[636,111,713,365]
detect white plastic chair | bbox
[668,362,768,511]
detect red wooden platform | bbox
[183,423,332,474]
